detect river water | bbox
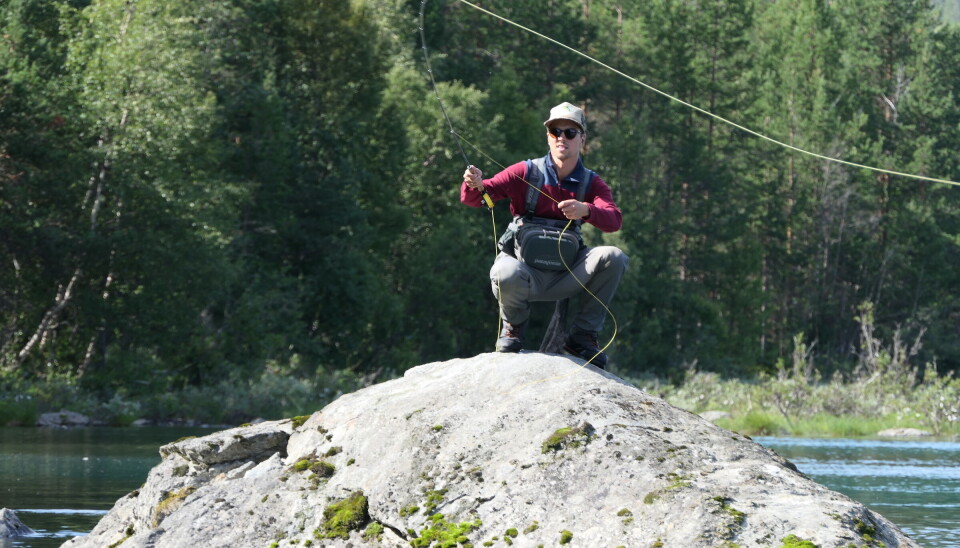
[0,427,210,548]
[758,436,960,548]
[0,428,957,547]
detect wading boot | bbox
[496,321,526,353]
[564,329,607,368]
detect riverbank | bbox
[629,359,960,438]
[2,352,958,438]
[0,367,348,428]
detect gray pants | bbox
[490,246,629,334]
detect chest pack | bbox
[497,157,595,271]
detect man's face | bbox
[547,122,585,163]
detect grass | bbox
[639,370,960,438]
[641,312,960,438]
[631,327,960,438]
[665,373,960,438]
[713,412,899,438]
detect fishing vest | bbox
[497,156,596,270]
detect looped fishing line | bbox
[420,0,959,392]
[454,0,960,188]
[452,133,618,394]
[456,132,618,363]
[419,0,500,342]
[419,0,618,390]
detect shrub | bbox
[0,395,38,426]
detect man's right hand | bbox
[463,165,483,190]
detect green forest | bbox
[2,0,960,429]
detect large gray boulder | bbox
[0,508,35,537]
[63,353,919,548]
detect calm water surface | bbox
[0,427,211,548]
[1,428,957,547]
[758,436,960,548]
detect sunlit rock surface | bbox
[63,352,919,548]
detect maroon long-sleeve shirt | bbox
[460,156,623,233]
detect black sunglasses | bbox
[548,127,583,139]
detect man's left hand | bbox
[558,199,589,220]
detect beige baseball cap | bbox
[543,101,587,132]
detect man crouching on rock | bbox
[460,101,628,368]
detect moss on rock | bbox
[423,488,447,515]
[292,457,335,478]
[318,491,369,540]
[410,513,481,548]
[712,496,746,540]
[289,415,311,429]
[779,534,819,548]
[541,423,595,454]
[855,517,879,544]
[151,486,196,528]
[362,522,384,542]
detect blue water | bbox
[758,436,960,548]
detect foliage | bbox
[3,0,960,415]
[642,308,960,437]
[0,395,38,426]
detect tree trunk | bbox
[14,268,81,367]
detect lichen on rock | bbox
[151,487,196,528]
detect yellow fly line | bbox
[423,0,958,392]
[455,0,960,188]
